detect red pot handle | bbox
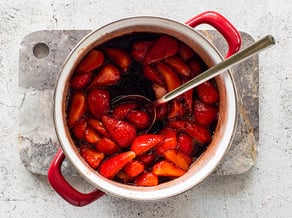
[185,11,241,58]
[48,148,104,206]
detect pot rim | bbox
[53,16,237,201]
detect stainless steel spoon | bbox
[113,35,275,131]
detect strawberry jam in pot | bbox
[66,33,219,186]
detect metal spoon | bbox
[113,35,275,131]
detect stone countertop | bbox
[0,0,291,217]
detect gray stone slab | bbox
[18,30,258,176]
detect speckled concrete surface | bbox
[0,0,291,217]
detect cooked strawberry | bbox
[131,40,154,62]
[124,160,145,177]
[165,55,191,77]
[101,115,137,148]
[72,118,87,139]
[70,71,92,89]
[178,44,195,61]
[152,83,167,99]
[116,171,134,183]
[136,154,155,165]
[193,100,218,126]
[156,62,181,92]
[87,118,110,137]
[131,134,163,155]
[183,88,194,114]
[67,92,86,128]
[189,59,203,77]
[88,64,120,88]
[185,122,211,144]
[177,133,194,156]
[79,145,104,169]
[75,50,104,73]
[112,103,138,120]
[99,151,136,179]
[155,128,177,155]
[163,149,192,171]
[84,126,101,144]
[104,47,131,72]
[95,137,120,155]
[126,109,151,130]
[155,103,168,121]
[168,120,187,130]
[144,35,179,64]
[87,89,110,119]
[167,100,186,119]
[152,160,186,177]
[143,65,164,86]
[196,81,219,104]
[135,172,158,186]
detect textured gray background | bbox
[1,0,291,217]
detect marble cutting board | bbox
[18,30,258,176]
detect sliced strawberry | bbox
[101,115,137,148]
[124,160,145,177]
[67,92,86,128]
[104,47,131,72]
[71,118,87,139]
[84,126,101,144]
[87,89,110,119]
[183,88,194,114]
[179,44,195,61]
[189,59,203,77]
[79,145,104,169]
[185,122,211,144]
[167,100,186,119]
[88,64,120,88]
[156,62,181,92]
[112,103,138,120]
[193,100,218,126]
[155,103,168,121]
[143,65,164,86]
[95,137,120,155]
[152,83,167,99]
[177,133,194,156]
[136,154,155,165]
[131,40,154,62]
[76,50,104,73]
[99,151,136,179]
[155,128,177,155]
[197,81,219,104]
[168,120,187,130]
[165,55,191,77]
[163,149,192,171]
[87,118,110,137]
[116,171,134,183]
[152,160,186,177]
[70,71,92,89]
[135,172,158,187]
[131,134,163,155]
[126,109,151,130]
[144,35,179,64]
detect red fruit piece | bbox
[168,100,186,119]
[197,81,219,104]
[87,118,110,137]
[193,100,218,126]
[95,137,120,155]
[87,89,110,119]
[99,151,136,179]
[156,128,177,155]
[168,120,187,130]
[88,64,120,88]
[126,110,151,130]
[179,44,195,61]
[116,171,133,183]
[177,133,194,156]
[152,160,186,177]
[131,134,164,155]
[144,35,179,64]
[155,103,168,121]
[165,55,191,77]
[72,118,87,139]
[104,48,131,72]
[124,160,145,177]
[185,122,211,144]
[79,145,104,169]
[113,103,138,120]
[131,40,154,62]
[156,62,181,92]
[135,172,158,187]
[136,154,155,165]
[189,60,203,77]
[70,71,92,89]
[143,65,164,86]
[163,149,192,171]
[84,126,101,144]
[102,115,137,148]
[152,83,167,99]
[67,92,86,128]
[183,88,194,114]
[76,50,104,73]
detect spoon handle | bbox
[155,35,275,105]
